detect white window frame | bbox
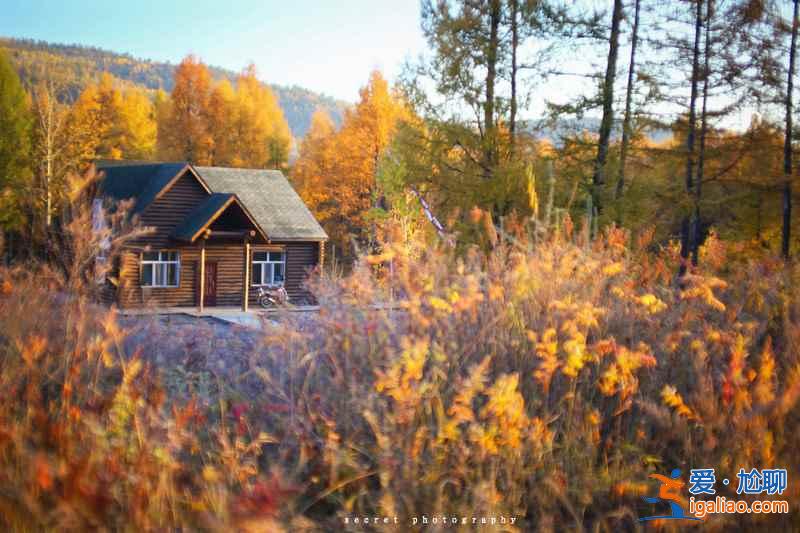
[140,250,181,288]
[251,250,286,287]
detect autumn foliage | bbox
[157,57,291,169]
[1,214,799,529]
[293,71,411,261]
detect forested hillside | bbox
[0,37,348,138]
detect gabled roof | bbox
[194,166,328,241]
[98,162,209,214]
[96,162,327,241]
[171,193,267,242]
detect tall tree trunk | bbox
[590,0,624,235]
[615,0,641,201]
[783,0,799,260]
[692,0,713,266]
[484,0,500,178]
[680,0,704,276]
[509,0,519,155]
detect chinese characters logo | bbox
[640,467,788,522]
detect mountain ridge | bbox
[0,37,349,139]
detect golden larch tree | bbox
[157,55,213,164]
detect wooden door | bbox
[205,261,218,306]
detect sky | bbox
[0,0,427,102]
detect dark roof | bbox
[195,166,327,241]
[96,162,327,241]
[98,162,189,214]
[171,193,235,242]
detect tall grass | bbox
[0,215,799,531]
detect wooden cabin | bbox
[95,162,327,310]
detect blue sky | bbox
[1,0,427,102]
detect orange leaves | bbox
[448,356,491,425]
[754,336,776,405]
[292,70,410,258]
[374,337,429,424]
[720,333,754,412]
[598,343,657,402]
[18,335,47,367]
[158,56,290,168]
[534,328,559,393]
[34,454,53,491]
[680,274,728,312]
[661,385,700,421]
[470,372,535,456]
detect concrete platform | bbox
[119,305,320,329]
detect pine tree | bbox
[0,49,32,236]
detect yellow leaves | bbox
[534,328,560,392]
[530,417,554,451]
[561,330,588,378]
[69,72,156,163]
[428,296,452,313]
[293,70,408,256]
[374,338,429,424]
[465,372,530,455]
[638,293,667,314]
[365,250,396,265]
[551,298,605,330]
[469,424,500,455]
[402,340,428,384]
[754,337,776,405]
[203,465,221,483]
[158,57,290,168]
[598,343,657,401]
[123,358,143,385]
[526,164,539,218]
[448,356,490,424]
[661,385,699,421]
[602,262,624,277]
[680,274,728,312]
[483,373,525,424]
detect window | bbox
[252,251,285,286]
[141,251,180,287]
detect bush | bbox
[0,225,798,531]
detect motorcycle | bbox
[257,285,289,309]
